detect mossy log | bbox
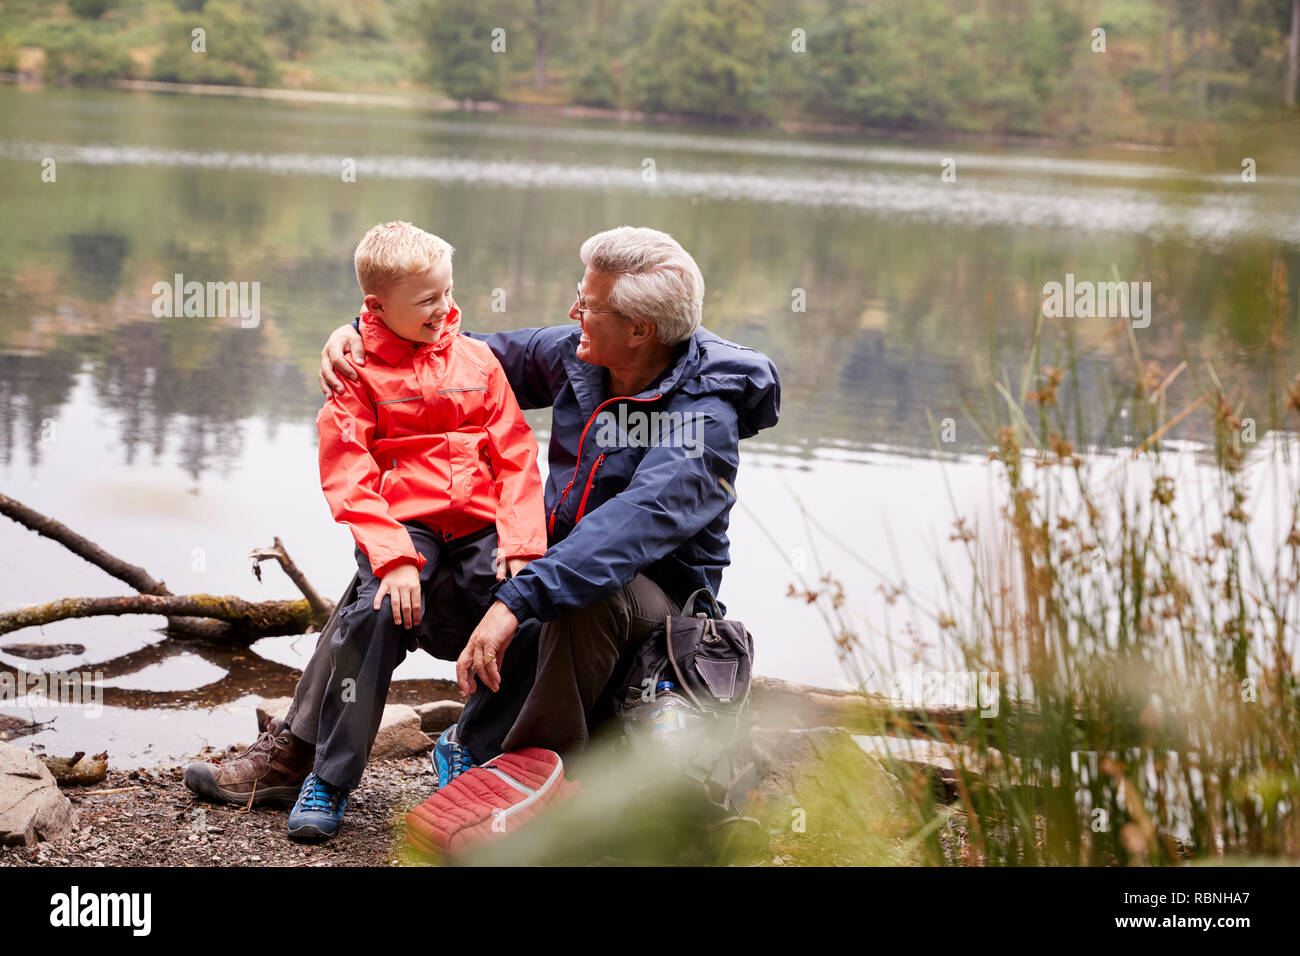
[0,594,314,644]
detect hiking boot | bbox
[183,718,315,809]
[432,725,477,789]
[287,772,349,842]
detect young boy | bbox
[288,220,546,842]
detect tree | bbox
[69,0,116,19]
[631,0,767,118]
[422,0,509,100]
[150,2,278,87]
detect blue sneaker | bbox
[286,772,349,842]
[432,726,477,789]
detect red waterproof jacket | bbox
[317,304,547,579]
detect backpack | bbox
[613,587,765,857]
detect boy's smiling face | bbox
[363,257,455,344]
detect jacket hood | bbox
[360,304,462,362]
[679,328,781,439]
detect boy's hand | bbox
[319,323,366,396]
[496,557,530,582]
[375,562,421,629]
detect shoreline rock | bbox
[0,742,78,847]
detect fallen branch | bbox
[0,594,315,641]
[0,493,166,594]
[250,537,332,621]
[0,492,231,641]
[0,493,334,642]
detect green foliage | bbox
[266,0,319,58]
[0,0,1296,142]
[150,1,277,86]
[69,0,118,20]
[421,0,507,100]
[571,54,616,108]
[629,0,767,118]
[0,37,20,73]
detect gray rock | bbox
[370,705,434,759]
[255,696,433,759]
[751,725,907,815]
[413,700,463,735]
[0,742,78,847]
[255,697,293,733]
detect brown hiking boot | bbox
[183,719,315,808]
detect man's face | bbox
[367,258,454,344]
[571,267,631,367]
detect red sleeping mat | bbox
[406,748,574,857]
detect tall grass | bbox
[792,274,1300,865]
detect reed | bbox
[791,280,1300,865]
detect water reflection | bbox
[0,87,1297,766]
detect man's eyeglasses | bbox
[574,282,620,320]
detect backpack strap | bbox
[665,613,708,712]
[680,587,724,619]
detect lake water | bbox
[1,86,1297,766]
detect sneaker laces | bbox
[298,773,343,812]
[450,741,476,778]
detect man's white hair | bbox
[579,226,704,344]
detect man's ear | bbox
[363,293,384,315]
[627,315,657,348]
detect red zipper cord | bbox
[548,393,662,535]
[574,454,605,523]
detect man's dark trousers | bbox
[455,574,680,768]
[311,520,498,792]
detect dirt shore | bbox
[0,743,438,868]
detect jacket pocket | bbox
[376,394,428,438]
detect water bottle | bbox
[646,681,697,760]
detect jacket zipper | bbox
[481,759,564,824]
[574,454,605,524]
[380,457,397,491]
[548,393,662,535]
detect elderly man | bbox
[184,226,779,806]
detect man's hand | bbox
[496,556,531,582]
[375,563,421,629]
[456,600,519,695]
[319,323,366,396]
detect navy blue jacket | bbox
[351,317,781,621]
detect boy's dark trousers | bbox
[303,520,499,793]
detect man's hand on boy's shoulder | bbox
[497,557,531,582]
[320,321,367,397]
[375,561,421,629]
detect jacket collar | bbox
[360,304,462,366]
[559,329,701,420]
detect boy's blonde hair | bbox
[354,220,454,295]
